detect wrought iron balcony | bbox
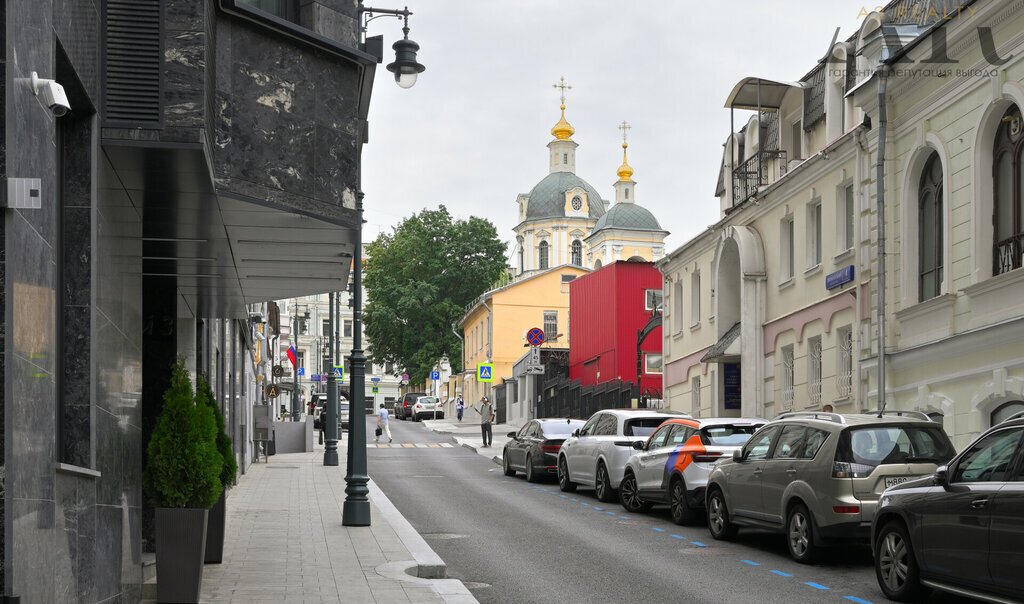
[731,149,787,207]
[994,233,1024,276]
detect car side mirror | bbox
[934,465,949,488]
[733,450,745,461]
[572,429,580,438]
[632,440,644,451]
[507,432,516,439]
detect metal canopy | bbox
[102,143,355,319]
[724,78,806,111]
[700,322,742,364]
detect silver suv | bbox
[705,411,955,563]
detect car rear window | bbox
[624,417,668,437]
[418,397,436,404]
[701,424,762,446]
[836,425,954,470]
[542,422,582,437]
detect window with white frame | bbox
[645,289,663,311]
[691,271,701,326]
[538,240,550,270]
[808,335,822,406]
[841,184,855,252]
[673,280,684,333]
[692,375,701,416]
[570,239,583,265]
[645,353,663,374]
[836,326,852,398]
[343,318,353,338]
[781,215,794,281]
[782,345,794,410]
[544,311,558,340]
[807,199,822,269]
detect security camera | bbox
[30,72,71,117]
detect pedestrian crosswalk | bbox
[368,442,455,448]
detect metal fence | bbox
[536,377,635,419]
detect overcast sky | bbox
[361,1,867,258]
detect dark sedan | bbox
[504,418,586,482]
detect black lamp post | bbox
[343,2,425,527]
[324,291,339,466]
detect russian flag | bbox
[287,346,297,368]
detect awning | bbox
[725,78,806,111]
[700,322,742,363]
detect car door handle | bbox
[970,497,989,509]
[786,468,798,475]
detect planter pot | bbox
[204,491,226,563]
[155,507,209,603]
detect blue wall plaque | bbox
[826,265,855,290]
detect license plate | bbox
[884,476,918,489]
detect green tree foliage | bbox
[143,357,223,509]
[196,376,237,489]
[364,205,507,384]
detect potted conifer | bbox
[196,375,237,563]
[143,357,223,603]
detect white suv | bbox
[411,395,444,421]
[558,409,689,502]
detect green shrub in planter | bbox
[144,357,223,509]
[196,376,237,488]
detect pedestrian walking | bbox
[473,396,494,447]
[376,403,393,443]
[319,408,327,445]
[456,396,465,422]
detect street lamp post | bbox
[325,291,339,466]
[343,1,425,527]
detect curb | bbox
[367,478,447,579]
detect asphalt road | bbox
[367,416,973,604]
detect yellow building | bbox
[458,265,589,404]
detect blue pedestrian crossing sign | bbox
[371,386,379,393]
[297,367,305,376]
[431,370,440,380]
[477,363,494,382]
[333,365,344,381]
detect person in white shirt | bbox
[377,403,392,443]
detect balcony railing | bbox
[732,149,788,207]
[994,233,1024,276]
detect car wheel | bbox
[669,478,696,525]
[786,503,819,564]
[502,451,516,477]
[618,471,652,513]
[594,462,616,503]
[525,455,537,483]
[558,457,577,492]
[875,521,927,602]
[707,488,737,540]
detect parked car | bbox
[705,410,955,563]
[558,409,690,502]
[619,417,767,523]
[339,401,350,431]
[395,392,425,421]
[411,395,444,421]
[872,410,1024,602]
[504,418,587,482]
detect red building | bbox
[569,261,663,393]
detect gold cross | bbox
[553,76,572,105]
[619,120,632,144]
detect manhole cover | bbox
[463,582,490,589]
[421,533,466,540]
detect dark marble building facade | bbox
[2,0,373,600]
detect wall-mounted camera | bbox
[30,71,71,117]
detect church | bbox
[512,78,669,276]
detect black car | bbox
[395,392,425,421]
[872,410,1024,602]
[504,418,586,482]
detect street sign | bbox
[265,384,281,398]
[272,364,284,378]
[401,373,409,381]
[371,386,379,393]
[430,370,440,380]
[526,327,545,346]
[312,375,321,382]
[333,365,345,380]
[477,363,494,382]
[297,367,305,376]
[370,377,381,382]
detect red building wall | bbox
[569,261,663,391]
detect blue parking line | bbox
[741,560,759,566]
[770,570,791,577]
[652,527,666,532]
[560,495,568,498]
[805,582,830,590]
[670,534,684,539]
[844,597,873,604]
[691,541,707,547]
[619,516,631,520]
[592,506,603,510]
[580,502,590,506]
[570,498,578,501]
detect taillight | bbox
[692,452,723,463]
[540,444,561,453]
[832,506,860,514]
[832,461,874,478]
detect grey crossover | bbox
[872,410,1024,602]
[706,411,955,563]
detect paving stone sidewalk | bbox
[197,441,476,603]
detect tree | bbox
[364,205,507,384]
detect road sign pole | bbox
[324,291,339,466]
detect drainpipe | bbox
[876,67,889,414]
[451,322,464,407]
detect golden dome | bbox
[551,104,575,140]
[617,142,634,181]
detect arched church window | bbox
[918,152,943,301]
[991,401,1024,425]
[539,241,549,270]
[518,246,524,272]
[994,105,1024,275]
[625,189,629,200]
[571,240,582,265]
[571,195,583,211]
